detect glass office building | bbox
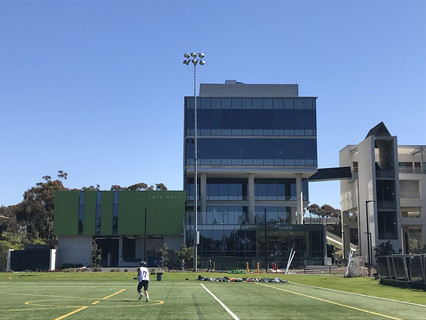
[184,82,325,269]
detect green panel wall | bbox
[118,191,186,235]
[54,190,186,236]
[100,191,113,235]
[54,191,79,235]
[83,191,96,235]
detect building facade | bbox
[54,190,186,267]
[340,122,426,263]
[184,81,325,269]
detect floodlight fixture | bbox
[182,51,206,272]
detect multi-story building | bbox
[340,122,426,263]
[183,81,325,269]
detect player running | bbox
[137,261,150,302]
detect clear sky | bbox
[1,0,425,209]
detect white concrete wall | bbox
[163,235,184,251]
[339,146,358,212]
[57,236,92,267]
[49,249,56,271]
[399,165,426,250]
[356,137,376,263]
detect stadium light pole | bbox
[144,208,147,262]
[183,52,205,272]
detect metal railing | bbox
[376,254,426,290]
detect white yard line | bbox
[200,283,240,320]
[292,282,426,309]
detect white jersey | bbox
[138,267,150,282]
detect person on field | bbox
[137,261,150,302]
[207,258,212,272]
[181,258,185,271]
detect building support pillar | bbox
[118,235,123,267]
[296,173,304,224]
[341,211,351,260]
[200,173,207,224]
[248,173,255,224]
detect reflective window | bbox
[186,138,317,162]
[401,207,422,218]
[95,191,102,235]
[255,179,287,200]
[78,191,85,234]
[255,206,291,225]
[112,191,119,235]
[206,206,248,225]
[378,211,398,239]
[206,178,247,201]
[254,179,309,201]
[185,178,199,201]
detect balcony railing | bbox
[377,201,396,210]
[398,167,423,174]
[376,169,395,178]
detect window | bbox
[95,191,102,235]
[206,206,248,225]
[255,179,308,201]
[78,191,85,234]
[399,180,420,199]
[401,208,421,218]
[206,178,247,201]
[112,191,119,235]
[378,211,398,239]
[255,206,291,225]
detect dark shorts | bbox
[137,280,149,292]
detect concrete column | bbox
[290,207,297,224]
[6,249,14,272]
[296,173,303,224]
[341,211,351,260]
[248,173,255,224]
[200,173,207,224]
[118,235,123,267]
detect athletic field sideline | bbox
[0,272,424,320]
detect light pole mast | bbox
[183,52,205,272]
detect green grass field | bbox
[0,272,425,320]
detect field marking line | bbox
[54,306,88,320]
[102,288,126,300]
[291,282,426,309]
[200,283,240,320]
[54,288,126,320]
[256,283,402,320]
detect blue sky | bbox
[1,0,425,209]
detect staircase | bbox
[326,231,358,252]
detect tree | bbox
[128,183,148,191]
[160,242,169,267]
[155,183,167,191]
[175,245,199,267]
[375,241,395,257]
[306,203,321,218]
[14,178,67,241]
[307,203,342,237]
[91,240,102,268]
[82,185,100,191]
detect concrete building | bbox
[54,190,186,267]
[184,81,325,268]
[340,122,426,263]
